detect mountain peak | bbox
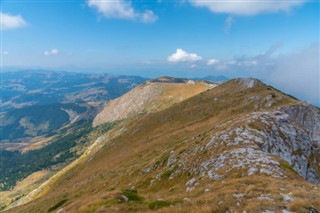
[93,77,216,126]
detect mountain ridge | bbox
[5,77,320,212]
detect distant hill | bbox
[93,77,217,126]
[0,103,91,142]
[193,75,229,83]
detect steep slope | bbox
[93,77,216,126]
[7,78,320,213]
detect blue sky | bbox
[0,0,319,105]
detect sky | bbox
[0,0,319,105]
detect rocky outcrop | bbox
[146,103,320,186]
[202,103,320,183]
[236,78,262,89]
[263,103,320,183]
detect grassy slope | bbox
[8,79,320,212]
[93,79,215,126]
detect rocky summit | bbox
[4,78,320,213]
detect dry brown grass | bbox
[0,170,51,208]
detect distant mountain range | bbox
[1,70,147,112]
[0,71,228,143]
[0,70,147,142]
[193,75,229,83]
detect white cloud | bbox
[207,59,219,65]
[168,48,202,63]
[224,16,233,34]
[44,48,59,56]
[189,0,305,15]
[87,0,135,20]
[87,0,158,23]
[0,13,27,30]
[140,10,158,23]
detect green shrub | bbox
[122,189,143,202]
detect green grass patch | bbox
[281,162,298,174]
[48,199,67,212]
[122,189,144,202]
[161,166,178,179]
[0,204,6,212]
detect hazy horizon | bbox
[1,1,319,105]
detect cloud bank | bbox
[267,43,319,106]
[166,43,319,106]
[189,0,305,15]
[87,0,158,23]
[0,13,27,30]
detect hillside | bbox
[93,77,216,126]
[5,78,320,212]
[0,103,89,142]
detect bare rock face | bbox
[280,103,320,146]
[263,103,320,183]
